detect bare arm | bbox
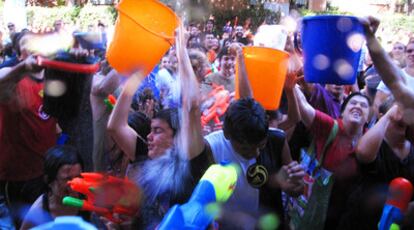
[107,72,145,162]
[0,56,38,102]
[294,85,316,128]
[230,43,253,99]
[279,71,301,131]
[356,105,397,163]
[361,17,414,106]
[176,24,205,160]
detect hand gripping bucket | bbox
[236,46,289,110]
[301,15,365,85]
[107,0,180,76]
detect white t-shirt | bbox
[377,69,414,94]
[205,131,259,213]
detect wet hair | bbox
[128,111,151,141]
[223,98,269,145]
[43,52,97,121]
[340,92,372,114]
[153,108,179,136]
[44,145,83,186]
[188,49,209,77]
[266,110,282,122]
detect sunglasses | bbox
[7,24,14,28]
[406,49,414,54]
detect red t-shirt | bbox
[0,77,56,181]
[310,110,358,180]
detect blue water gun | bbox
[379,177,413,230]
[157,162,238,230]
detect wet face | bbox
[190,26,199,36]
[188,36,200,48]
[211,38,220,50]
[160,57,170,69]
[147,119,174,159]
[50,164,82,199]
[325,84,345,101]
[204,34,215,50]
[7,23,15,34]
[219,54,236,75]
[206,21,214,32]
[54,20,63,32]
[341,95,370,126]
[392,42,405,59]
[235,26,244,37]
[229,138,267,160]
[168,55,178,72]
[405,43,414,68]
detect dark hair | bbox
[128,111,151,140]
[266,110,282,122]
[217,45,230,61]
[11,31,28,57]
[223,98,269,145]
[153,108,179,136]
[340,92,372,114]
[44,145,83,186]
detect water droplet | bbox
[347,33,364,52]
[336,17,353,32]
[258,213,279,230]
[205,203,221,219]
[313,54,330,70]
[45,80,66,97]
[334,59,354,79]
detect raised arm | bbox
[279,70,301,131]
[356,104,398,163]
[230,43,253,99]
[107,72,145,161]
[294,84,316,128]
[176,24,205,160]
[0,56,39,102]
[361,17,414,106]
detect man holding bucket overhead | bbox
[189,43,304,229]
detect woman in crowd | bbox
[295,81,372,228]
[20,145,86,230]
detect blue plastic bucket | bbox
[301,15,365,85]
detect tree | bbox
[407,0,413,14]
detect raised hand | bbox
[358,16,380,37]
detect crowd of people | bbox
[0,9,414,230]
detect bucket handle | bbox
[117,6,176,46]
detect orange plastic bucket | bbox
[107,0,180,76]
[235,47,289,110]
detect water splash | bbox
[44,79,67,97]
[334,59,354,79]
[347,33,365,52]
[134,147,191,203]
[336,17,353,33]
[313,54,330,70]
[24,32,74,57]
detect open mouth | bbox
[350,109,362,119]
